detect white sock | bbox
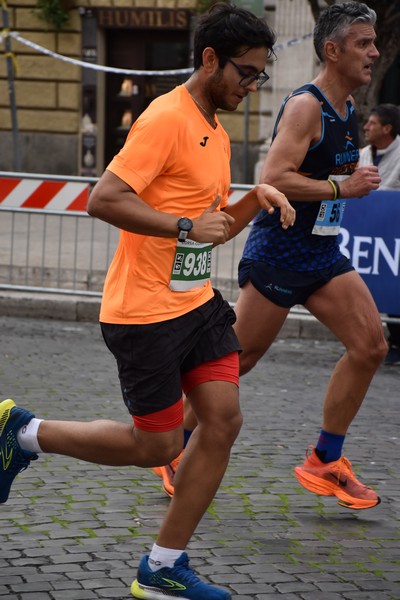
[17,418,43,453]
[148,543,184,572]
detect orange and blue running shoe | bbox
[131,552,231,599]
[294,446,380,510]
[151,450,183,498]
[0,399,38,504]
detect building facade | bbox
[0,0,316,181]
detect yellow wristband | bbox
[327,178,337,201]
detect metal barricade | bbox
[0,171,397,325]
[0,172,251,304]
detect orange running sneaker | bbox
[151,450,183,498]
[294,446,380,510]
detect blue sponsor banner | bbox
[338,190,400,314]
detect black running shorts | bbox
[101,289,241,417]
[238,255,354,308]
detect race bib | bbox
[312,174,349,236]
[169,240,213,292]
[312,199,346,236]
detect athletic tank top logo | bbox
[335,131,359,166]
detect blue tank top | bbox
[242,83,359,271]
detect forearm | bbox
[91,195,179,237]
[224,190,260,239]
[262,171,337,202]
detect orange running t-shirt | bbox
[100,85,231,324]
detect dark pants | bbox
[387,315,400,348]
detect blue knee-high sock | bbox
[315,429,345,463]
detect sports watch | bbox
[177,217,193,242]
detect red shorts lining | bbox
[182,351,239,396]
[132,352,239,433]
[133,397,184,432]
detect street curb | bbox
[0,290,338,341]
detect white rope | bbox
[273,32,313,52]
[2,31,193,75]
[0,30,314,76]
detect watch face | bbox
[178,217,193,232]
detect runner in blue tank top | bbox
[235,2,386,511]
[243,83,359,272]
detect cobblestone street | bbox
[0,315,399,599]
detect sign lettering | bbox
[338,191,400,313]
[97,8,190,29]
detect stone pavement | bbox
[0,314,399,600]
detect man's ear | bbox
[202,47,218,73]
[324,40,340,62]
[382,123,393,137]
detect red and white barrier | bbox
[0,176,248,212]
[0,177,90,211]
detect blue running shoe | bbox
[131,552,231,599]
[0,399,38,504]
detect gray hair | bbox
[313,2,377,62]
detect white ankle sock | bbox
[17,418,43,453]
[148,543,184,571]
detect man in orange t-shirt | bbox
[100,82,233,324]
[0,4,294,598]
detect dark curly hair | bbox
[193,2,276,70]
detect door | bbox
[104,29,190,166]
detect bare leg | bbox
[156,380,242,549]
[35,380,241,551]
[305,271,387,434]
[38,419,184,468]
[234,282,289,375]
[182,394,197,432]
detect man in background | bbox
[359,103,400,365]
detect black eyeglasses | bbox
[225,57,270,89]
